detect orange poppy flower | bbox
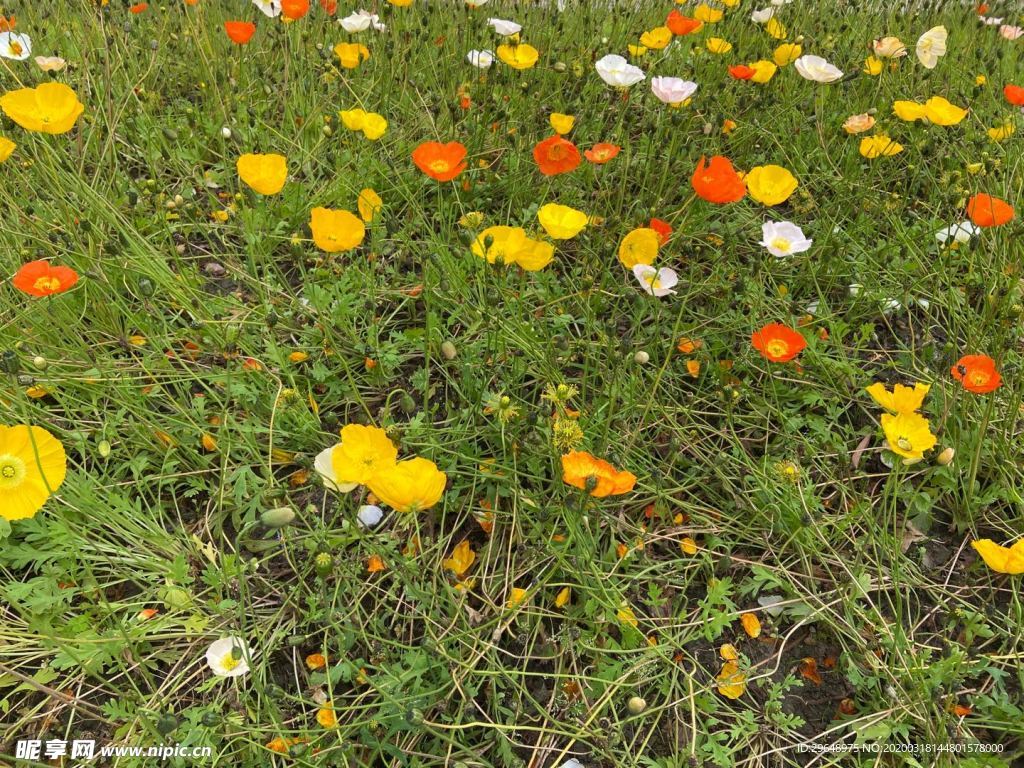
[411,141,467,182]
[282,0,310,20]
[729,65,756,80]
[224,21,256,45]
[691,155,746,204]
[649,217,672,244]
[1005,84,1024,106]
[319,0,338,13]
[951,354,1001,394]
[130,2,149,13]
[0,15,14,32]
[584,142,621,164]
[561,451,637,497]
[666,10,702,35]
[966,193,1015,227]
[12,260,79,297]
[533,135,581,176]
[751,323,806,363]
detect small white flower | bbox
[595,54,645,87]
[979,16,1004,25]
[935,221,978,245]
[467,49,495,68]
[848,283,863,296]
[0,32,31,61]
[220,126,232,139]
[314,445,358,493]
[632,264,678,297]
[759,220,812,257]
[751,7,775,24]
[206,637,253,678]
[487,18,522,36]
[650,76,698,105]
[1000,25,1024,40]
[916,26,947,69]
[881,298,903,313]
[252,0,281,18]
[357,505,384,528]
[794,54,843,83]
[34,55,66,72]
[560,761,585,768]
[340,10,385,32]
[770,0,793,5]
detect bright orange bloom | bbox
[224,21,256,45]
[411,141,467,182]
[751,323,806,363]
[533,135,581,176]
[319,0,338,13]
[951,354,1001,394]
[649,217,672,244]
[130,3,149,13]
[966,193,1015,227]
[184,0,200,5]
[1004,84,1024,106]
[692,156,746,204]
[12,260,79,297]
[282,0,310,20]
[0,15,14,31]
[561,451,637,497]
[729,65,756,80]
[584,142,621,164]
[666,10,702,35]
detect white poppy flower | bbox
[206,637,253,678]
[0,32,31,61]
[794,55,843,83]
[916,26,947,69]
[632,264,678,297]
[487,18,522,36]
[252,0,281,18]
[466,0,489,6]
[770,0,793,5]
[357,505,384,528]
[340,10,385,32]
[935,221,978,244]
[560,761,585,768]
[650,77,698,104]
[759,221,812,257]
[595,54,645,87]
[314,445,358,493]
[467,49,495,68]
[1000,25,1023,40]
[979,16,1003,25]
[34,55,66,72]
[751,7,775,24]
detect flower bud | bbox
[936,447,955,466]
[627,696,647,714]
[261,506,297,528]
[634,351,650,365]
[441,340,458,360]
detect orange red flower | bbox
[12,260,79,297]
[561,451,637,497]
[224,21,256,45]
[649,217,672,244]
[751,323,806,363]
[1004,84,1024,106]
[584,142,621,164]
[729,65,756,80]
[692,156,746,204]
[282,0,310,20]
[966,193,1015,227]
[411,141,467,182]
[951,354,1001,394]
[666,10,702,35]
[533,135,581,176]
[130,2,149,13]
[319,0,338,13]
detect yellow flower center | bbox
[10,41,22,56]
[765,340,789,358]
[428,159,450,173]
[0,455,26,489]
[33,276,62,293]
[771,237,791,252]
[219,652,240,672]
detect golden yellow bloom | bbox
[507,587,528,608]
[0,136,15,162]
[773,43,802,66]
[863,56,883,76]
[749,60,777,83]
[497,43,539,70]
[316,704,338,728]
[765,18,786,40]
[744,165,798,206]
[880,412,937,462]
[866,382,930,414]
[442,540,476,577]
[358,188,383,222]
[236,153,287,195]
[971,539,1024,574]
[706,37,732,54]
[554,587,571,608]
[537,203,588,240]
[628,44,647,58]
[0,82,85,134]
[640,26,672,50]
[617,227,660,268]
[368,457,447,512]
[988,122,1015,142]
[0,425,67,521]
[329,424,397,486]
[309,207,366,252]
[859,134,904,158]
[717,661,746,699]
[693,3,723,23]
[549,112,575,135]
[334,42,370,69]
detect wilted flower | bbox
[794,55,843,83]
[872,36,907,58]
[34,55,66,72]
[916,26,947,69]
[843,113,875,134]
[759,220,812,257]
[595,54,645,87]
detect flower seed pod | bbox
[261,506,296,528]
[634,351,650,364]
[936,447,955,466]
[441,340,458,360]
[628,696,647,714]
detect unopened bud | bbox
[936,447,955,466]
[627,696,647,714]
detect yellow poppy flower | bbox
[893,100,927,122]
[442,540,476,577]
[628,44,648,58]
[339,109,387,140]
[859,134,904,158]
[640,26,672,50]
[472,226,528,265]
[750,60,777,83]
[309,207,366,252]
[765,18,786,39]
[357,188,382,222]
[537,203,588,240]
[549,113,575,135]
[617,228,660,268]
[496,43,539,70]
[744,165,798,206]
[367,457,447,512]
[706,38,732,54]
[863,56,883,76]
[866,382,929,414]
[773,43,802,66]
[340,108,367,132]
[923,96,967,126]
[717,661,746,699]
[514,238,555,271]
[0,136,14,162]
[0,425,67,521]
[334,42,370,69]
[693,3,723,23]
[236,153,288,195]
[0,82,85,135]
[388,0,413,5]
[971,539,1024,575]
[328,424,397,486]
[507,587,528,608]
[987,122,1015,142]
[880,412,937,462]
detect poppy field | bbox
[2,0,1024,765]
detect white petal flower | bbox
[357,505,384,528]
[935,221,978,244]
[487,18,522,36]
[650,77,698,104]
[848,283,863,296]
[916,26,947,69]
[206,637,253,678]
[632,264,678,297]
[0,32,31,61]
[252,0,281,18]
[751,7,775,24]
[467,49,495,68]
[340,10,385,32]
[793,55,843,83]
[314,445,359,493]
[979,16,1004,25]
[759,220,813,257]
[595,54,645,87]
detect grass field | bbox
[1,0,1023,766]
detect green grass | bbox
[1,0,1023,766]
